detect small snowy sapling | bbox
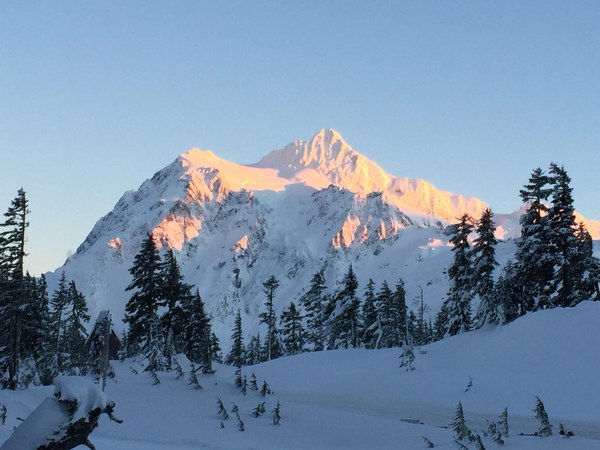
[498,407,509,437]
[149,370,160,385]
[272,401,281,425]
[250,373,258,391]
[422,436,434,448]
[236,412,245,431]
[261,380,271,396]
[0,404,6,425]
[486,420,504,445]
[399,343,416,371]
[464,376,473,392]
[252,402,266,418]
[217,398,229,420]
[452,402,474,443]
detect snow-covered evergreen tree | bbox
[437,214,474,337]
[514,167,554,313]
[472,208,499,327]
[260,275,283,361]
[299,270,327,351]
[245,333,261,365]
[225,310,245,368]
[159,248,193,355]
[183,290,213,372]
[0,188,29,389]
[361,279,379,349]
[280,302,305,355]
[534,396,552,436]
[327,265,362,349]
[48,272,70,376]
[124,233,163,355]
[272,401,281,425]
[452,401,474,443]
[61,281,90,374]
[547,163,586,307]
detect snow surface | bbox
[1,376,107,450]
[1,302,599,449]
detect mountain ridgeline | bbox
[47,129,600,350]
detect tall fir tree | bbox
[361,279,379,349]
[299,270,327,351]
[436,214,474,337]
[514,167,554,312]
[0,188,29,389]
[574,222,600,300]
[547,163,584,307]
[183,290,213,372]
[260,275,282,360]
[472,208,499,327]
[48,272,70,376]
[374,280,393,348]
[159,248,193,355]
[225,310,245,368]
[326,265,362,349]
[124,233,163,354]
[280,302,305,355]
[61,281,90,374]
[245,333,261,365]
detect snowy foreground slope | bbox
[2,302,599,449]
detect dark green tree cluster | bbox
[0,189,95,389]
[433,164,600,340]
[123,234,218,372]
[225,266,435,367]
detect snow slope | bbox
[2,302,599,449]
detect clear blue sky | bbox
[1,1,599,275]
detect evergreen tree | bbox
[245,333,261,365]
[145,314,167,372]
[472,208,499,327]
[452,402,474,443]
[361,279,379,349]
[48,272,70,375]
[272,401,281,425]
[159,248,193,354]
[327,265,362,349]
[399,341,415,371]
[299,270,327,351]
[183,290,213,372]
[514,168,554,312]
[210,332,223,363]
[493,261,520,324]
[547,163,585,307]
[61,281,90,374]
[0,188,29,389]
[225,310,245,368]
[574,222,600,300]
[437,214,474,337]
[534,396,552,436]
[377,280,396,348]
[124,233,163,354]
[260,275,282,361]
[280,302,305,355]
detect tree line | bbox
[2,162,598,387]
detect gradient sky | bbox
[1,1,599,276]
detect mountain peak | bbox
[254,128,356,172]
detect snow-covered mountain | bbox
[48,129,600,344]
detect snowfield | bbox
[2,301,599,449]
